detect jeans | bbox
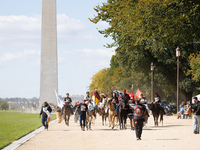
[79,114,86,127]
[116,103,120,113]
[193,115,200,133]
[42,116,48,129]
[134,120,143,139]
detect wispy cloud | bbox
[0,14,98,47]
[0,50,40,65]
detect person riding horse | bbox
[61,93,73,115]
[111,92,119,106]
[84,92,92,104]
[138,93,150,123]
[152,92,164,113]
[115,89,130,116]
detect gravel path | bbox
[16,115,199,150]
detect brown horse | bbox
[62,104,72,126]
[108,98,116,129]
[86,109,95,130]
[100,107,109,126]
[148,103,163,126]
[119,100,128,130]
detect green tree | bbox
[90,0,200,102]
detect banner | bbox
[135,89,144,99]
[54,89,64,108]
[92,90,100,104]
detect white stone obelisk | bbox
[40,0,58,106]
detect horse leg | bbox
[104,114,107,126]
[102,114,104,126]
[86,115,88,130]
[67,115,70,126]
[89,116,92,130]
[109,113,111,127]
[112,114,115,129]
[160,112,163,126]
[124,116,127,130]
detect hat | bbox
[193,97,198,100]
[123,89,126,92]
[101,93,105,96]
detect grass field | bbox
[0,110,56,149]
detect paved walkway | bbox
[16,115,199,150]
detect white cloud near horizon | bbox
[0,49,40,66]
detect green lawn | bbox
[0,111,56,149]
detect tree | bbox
[90,0,200,102]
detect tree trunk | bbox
[181,91,193,104]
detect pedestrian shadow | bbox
[95,128,119,131]
[153,138,180,141]
[143,128,163,130]
[157,124,189,128]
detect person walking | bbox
[133,100,147,140]
[192,97,200,134]
[75,99,88,131]
[39,101,52,130]
[56,106,62,123]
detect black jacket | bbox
[121,93,130,103]
[76,103,88,116]
[127,102,135,115]
[193,101,200,115]
[133,104,146,121]
[40,104,52,117]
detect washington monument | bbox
[40,0,58,106]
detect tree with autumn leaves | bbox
[89,0,200,102]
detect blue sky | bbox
[0,0,114,98]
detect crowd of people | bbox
[39,90,200,139]
[177,102,192,119]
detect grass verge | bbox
[0,111,56,149]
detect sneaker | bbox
[194,131,198,134]
[137,138,140,140]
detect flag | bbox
[135,89,144,99]
[92,90,100,104]
[54,89,64,108]
[127,92,135,101]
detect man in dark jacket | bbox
[75,99,88,131]
[39,101,52,130]
[133,100,146,140]
[192,97,200,134]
